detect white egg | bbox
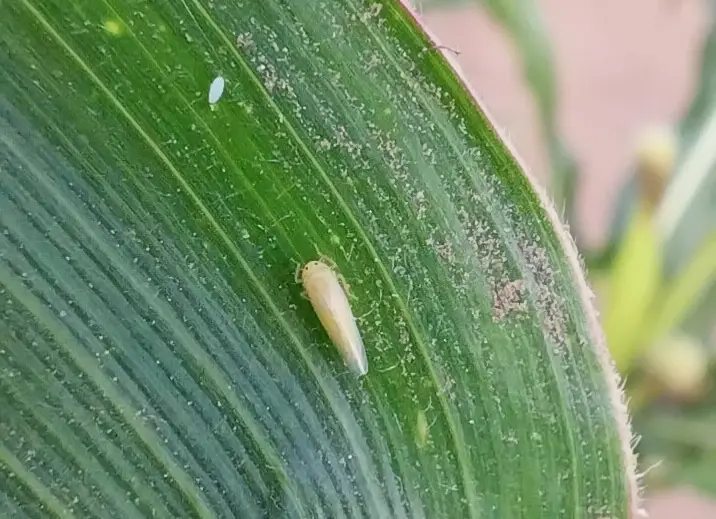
[208,76,225,104]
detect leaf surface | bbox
[0,0,634,517]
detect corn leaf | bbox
[0,0,636,517]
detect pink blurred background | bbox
[422,0,715,516]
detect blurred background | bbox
[414,0,716,516]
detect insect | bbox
[297,257,368,376]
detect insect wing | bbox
[312,278,368,375]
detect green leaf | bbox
[602,204,662,372]
[646,233,716,346]
[637,407,716,496]
[654,22,716,275]
[656,20,716,348]
[1,0,636,517]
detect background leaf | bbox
[605,17,716,277]
[650,20,716,352]
[0,0,635,517]
[602,204,662,372]
[595,17,716,362]
[598,10,716,498]
[655,19,716,276]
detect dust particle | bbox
[236,32,254,50]
[360,3,383,23]
[521,239,568,345]
[492,279,527,322]
[434,241,454,263]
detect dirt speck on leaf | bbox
[492,279,527,322]
[521,238,568,346]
